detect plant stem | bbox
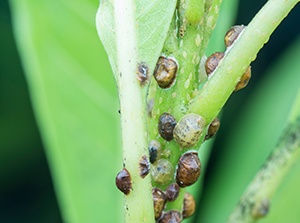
[114,0,154,222]
[227,90,300,222]
[147,0,224,213]
[189,0,299,124]
[227,116,300,223]
[201,0,223,55]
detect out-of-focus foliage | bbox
[0,1,62,222]
[197,35,300,223]
[1,0,300,222]
[9,0,122,222]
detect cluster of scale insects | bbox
[116,25,251,223]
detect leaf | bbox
[10,0,123,222]
[196,35,300,223]
[96,0,177,80]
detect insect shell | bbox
[205,117,220,140]
[158,112,177,141]
[173,113,206,148]
[147,98,154,117]
[205,52,225,77]
[152,188,167,220]
[154,56,178,88]
[148,140,161,164]
[115,168,132,195]
[139,155,150,179]
[165,183,180,202]
[157,210,181,223]
[182,192,196,219]
[234,66,251,91]
[224,25,245,48]
[136,62,149,86]
[176,152,201,187]
[251,198,270,219]
[151,159,174,185]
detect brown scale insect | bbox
[173,113,206,148]
[234,66,252,91]
[205,117,221,140]
[252,198,270,219]
[182,192,196,219]
[136,62,149,86]
[152,188,167,220]
[153,56,178,88]
[224,25,245,48]
[158,112,177,141]
[176,152,201,187]
[165,183,180,202]
[205,52,225,77]
[206,53,251,91]
[157,210,181,223]
[148,140,161,164]
[115,168,132,195]
[224,25,252,92]
[139,155,150,179]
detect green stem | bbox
[165,188,186,211]
[148,0,223,214]
[198,0,223,54]
[189,0,299,124]
[227,90,300,222]
[114,0,154,222]
[185,0,205,25]
[227,116,300,223]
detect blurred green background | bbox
[1,0,299,222]
[0,1,62,222]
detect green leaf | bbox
[10,0,123,222]
[96,0,177,81]
[196,34,300,223]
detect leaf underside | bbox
[96,0,177,82]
